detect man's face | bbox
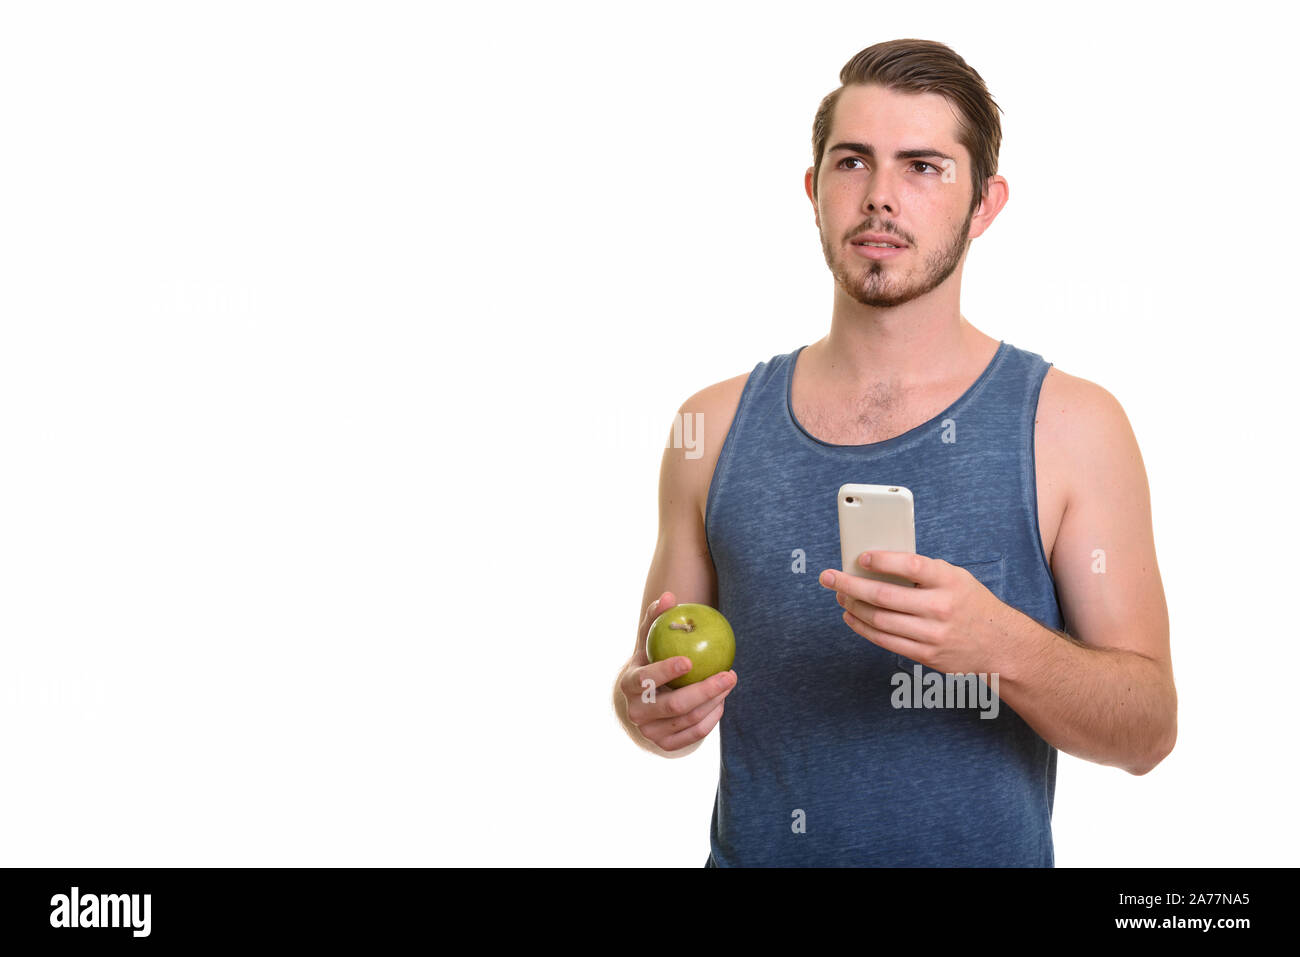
[807,83,978,308]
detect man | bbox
[612,39,1175,866]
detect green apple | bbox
[646,603,735,689]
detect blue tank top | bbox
[703,339,1065,866]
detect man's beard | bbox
[821,206,975,308]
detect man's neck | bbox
[808,306,991,390]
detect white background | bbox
[0,0,1296,867]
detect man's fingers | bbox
[627,668,735,727]
[639,674,737,737]
[622,655,692,701]
[658,701,726,752]
[640,592,676,636]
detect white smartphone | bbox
[837,483,916,587]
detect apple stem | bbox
[668,620,695,633]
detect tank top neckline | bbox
[784,340,1010,457]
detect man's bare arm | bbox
[995,374,1175,774]
[613,378,745,756]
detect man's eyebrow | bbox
[828,142,956,162]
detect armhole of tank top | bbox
[1025,360,1056,585]
[703,362,762,561]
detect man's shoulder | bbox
[681,369,751,420]
[1037,364,1131,437]
[680,344,801,421]
[1035,363,1139,509]
[680,369,752,457]
[674,367,755,526]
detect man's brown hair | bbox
[811,39,1003,219]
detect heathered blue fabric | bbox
[703,340,1065,867]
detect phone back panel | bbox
[837,483,916,587]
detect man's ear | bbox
[805,167,819,227]
[967,175,1009,240]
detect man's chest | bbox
[788,368,1070,566]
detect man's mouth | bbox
[850,233,907,248]
[849,234,907,259]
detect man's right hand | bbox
[617,593,738,752]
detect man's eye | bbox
[836,158,939,173]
